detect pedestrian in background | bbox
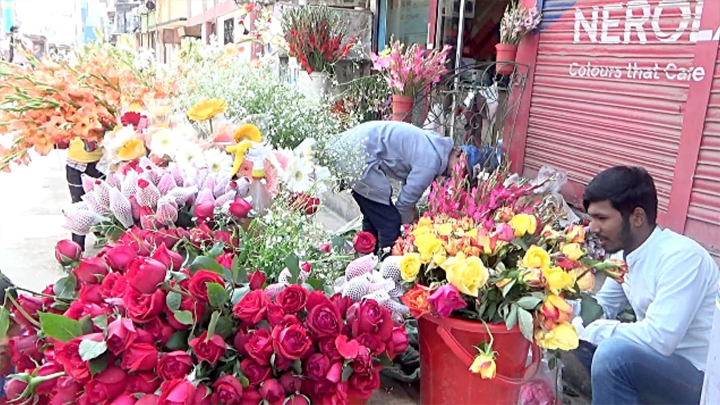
[65,138,105,250]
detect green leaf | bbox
[331,236,346,250]
[501,278,517,297]
[231,286,251,305]
[0,307,10,339]
[376,354,394,366]
[208,242,225,259]
[292,359,303,374]
[214,316,234,339]
[306,278,324,292]
[79,339,108,361]
[341,364,353,382]
[53,274,77,299]
[190,256,223,274]
[301,283,314,292]
[39,312,83,343]
[166,292,182,312]
[170,271,190,282]
[207,311,221,339]
[207,283,229,308]
[580,293,604,325]
[92,315,108,331]
[518,308,534,342]
[284,253,301,284]
[79,315,94,335]
[512,238,529,251]
[173,310,194,326]
[165,330,190,351]
[516,296,543,311]
[231,255,249,284]
[238,374,250,388]
[505,304,519,330]
[89,352,110,375]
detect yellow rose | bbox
[574,268,595,292]
[412,225,431,237]
[521,245,551,270]
[400,253,422,282]
[415,233,443,263]
[542,266,576,294]
[509,214,538,237]
[442,253,489,297]
[535,322,579,351]
[118,139,146,161]
[466,228,479,239]
[562,243,585,261]
[541,225,560,240]
[433,252,447,266]
[566,225,586,244]
[188,99,227,122]
[418,217,433,227]
[436,223,454,236]
[470,353,497,379]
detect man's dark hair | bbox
[0,271,15,303]
[583,166,658,226]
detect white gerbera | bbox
[175,141,205,169]
[149,129,178,158]
[204,148,233,176]
[282,156,314,193]
[103,126,136,163]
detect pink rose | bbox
[101,273,126,299]
[272,324,312,360]
[348,366,381,399]
[279,373,302,394]
[109,393,138,405]
[49,376,83,405]
[194,202,215,222]
[353,232,377,254]
[189,331,226,364]
[259,379,285,405]
[158,378,197,405]
[55,239,82,266]
[152,244,184,271]
[194,386,212,405]
[211,375,244,404]
[276,285,309,314]
[9,334,43,372]
[78,283,104,304]
[241,358,272,386]
[121,343,159,372]
[233,290,270,325]
[495,222,516,242]
[74,257,109,284]
[124,287,166,323]
[229,197,252,219]
[386,326,410,359]
[55,333,104,382]
[104,245,139,272]
[318,337,343,363]
[158,351,194,381]
[128,371,161,394]
[126,257,167,294]
[107,317,137,355]
[356,333,386,356]
[304,353,330,380]
[245,329,274,365]
[305,292,342,338]
[217,252,233,269]
[4,378,27,401]
[233,329,252,357]
[240,388,263,405]
[428,284,467,318]
[318,243,331,253]
[249,270,266,290]
[267,304,285,327]
[145,318,175,346]
[86,365,128,404]
[136,394,160,405]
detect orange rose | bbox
[401,286,431,319]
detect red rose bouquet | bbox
[0,224,407,405]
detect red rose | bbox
[55,333,104,382]
[9,334,43,371]
[279,373,302,394]
[240,389,263,405]
[212,374,244,404]
[194,202,215,222]
[4,378,27,401]
[233,329,252,356]
[11,294,42,329]
[136,395,159,405]
[241,358,272,386]
[233,290,270,325]
[194,386,212,405]
[64,301,112,320]
[145,318,175,346]
[125,287,166,323]
[128,371,161,394]
[229,197,252,219]
[126,257,167,294]
[305,292,342,338]
[101,273,126,299]
[109,393,138,405]
[136,328,155,344]
[158,378,197,405]
[156,228,182,250]
[188,270,225,303]
[152,244,184,271]
[245,329,273,365]
[215,231,235,249]
[266,304,285,327]
[348,300,393,342]
[55,239,82,266]
[121,343,159,372]
[74,257,109,284]
[248,271,266,290]
[167,296,206,330]
[386,326,410,359]
[86,365,128,404]
[272,324,312,360]
[259,379,285,405]
[318,337,343,362]
[349,366,381,399]
[158,351,194,381]
[276,285,309,314]
[78,284,104,304]
[356,333,386,356]
[50,376,83,404]
[302,379,347,405]
[350,349,372,374]
[352,232,377,254]
[107,318,137,355]
[305,353,331,380]
[286,395,311,405]
[189,331,226,364]
[217,253,233,269]
[104,245,138,272]
[35,361,65,394]
[318,243,331,253]
[330,294,353,319]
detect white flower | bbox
[103,126,137,163]
[175,142,205,169]
[149,129,179,158]
[282,156,314,193]
[204,148,233,176]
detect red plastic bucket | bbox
[392,94,414,122]
[419,315,540,405]
[495,43,518,75]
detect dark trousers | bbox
[66,162,104,250]
[351,191,402,253]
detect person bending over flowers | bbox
[573,166,719,405]
[328,121,498,254]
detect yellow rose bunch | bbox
[415,233,443,263]
[509,214,537,237]
[542,266,576,294]
[441,252,489,297]
[561,243,585,261]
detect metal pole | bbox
[449,0,466,142]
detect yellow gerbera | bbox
[118,139,146,161]
[233,124,262,143]
[188,99,227,122]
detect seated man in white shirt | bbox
[574,166,719,405]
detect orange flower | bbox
[566,225,586,244]
[188,99,227,122]
[401,286,431,319]
[540,294,574,330]
[233,124,262,143]
[118,139,146,161]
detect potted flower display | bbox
[370,40,451,123]
[496,1,542,75]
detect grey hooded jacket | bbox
[328,121,454,224]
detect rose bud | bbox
[126,257,167,294]
[121,343,159,372]
[248,270,266,291]
[318,243,331,253]
[386,326,410,359]
[4,378,28,401]
[35,361,65,394]
[212,374,244,404]
[229,197,252,219]
[259,379,285,405]
[109,393,138,405]
[55,239,83,266]
[74,257,109,284]
[104,245,138,272]
[152,244,184,271]
[158,351,194,381]
[106,318,137,355]
[194,202,215,223]
[11,294,43,330]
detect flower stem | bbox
[7,294,41,329]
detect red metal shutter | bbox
[521,0,696,221]
[686,57,720,251]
